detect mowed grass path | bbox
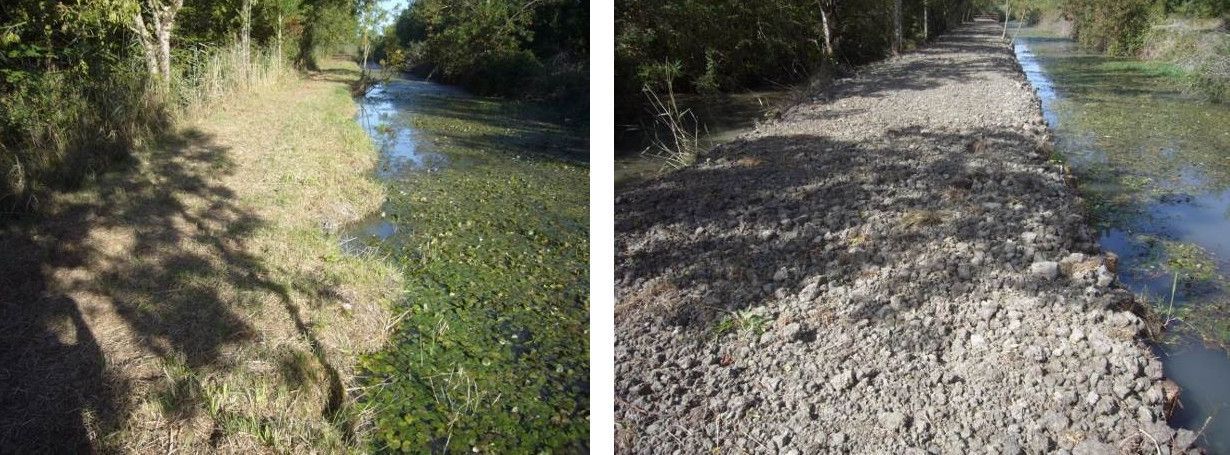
[0,61,401,452]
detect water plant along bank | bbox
[344,74,589,452]
[1016,25,1230,452]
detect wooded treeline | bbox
[617,0,1228,126]
[615,0,988,125]
[1061,0,1226,56]
[371,0,587,102]
[0,0,364,212]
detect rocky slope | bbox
[615,21,1197,453]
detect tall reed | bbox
[1,42,292,213]
[0,56,161,212]
[172,43,292,111]
[641,83,701,171]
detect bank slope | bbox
[0,62,401,452]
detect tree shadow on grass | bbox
[313,67,361,84]
[0,127,345,451]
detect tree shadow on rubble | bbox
[807,23,1021,101]
[616,125,1102,337]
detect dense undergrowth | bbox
[0,0,360,214]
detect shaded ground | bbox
[615,90,795,189]
[615,21,1196,453]
[0,62,400,452]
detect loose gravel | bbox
[615,22,1197,454]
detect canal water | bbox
[615,90,793,189]
[1015,29,1230,452]
[341,74,589,450]
[341,79,463,254]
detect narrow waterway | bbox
[342,79,464,253]
[342,74,590,451]
[614,90,792,188]
[1016,29,1230,452]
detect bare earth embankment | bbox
[615,22,1199,453]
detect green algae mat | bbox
[349,80,588,453]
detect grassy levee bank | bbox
[0,60,401,452]
[1029,12,1229,102]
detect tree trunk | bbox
[819,1,834,56]
[131,0,183,93]
[1012,10,1026,41]
[1002,5,1011,39]
[132,12,159,77]
[923,0,929,40]
[241,0,252,77]
[361,28,370,79]
[277,12,283,61]
[893,0,903,55]
[156,21,172,79]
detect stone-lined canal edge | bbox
[615,21,1199,453]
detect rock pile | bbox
[615,22,1194,454]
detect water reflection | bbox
[356,81,462,177]
[340,215,397,255]
[343,78,467,251]
[1014,42,1059,126]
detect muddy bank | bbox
[615,22,1195,453]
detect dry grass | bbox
[0,60,400,452]
[965,136,991,154]
[616,277,681,318]
[900,209,946,228]
[942,187,970,202]
[641,85,701,170]
[734,156,764,168]
[173,45,293,114]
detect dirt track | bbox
[615,21,1196,453]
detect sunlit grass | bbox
[1,59,403,452]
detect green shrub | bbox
[1187,40,1230,101]
[531,55,588,115]
[1067,0,1158,56]
[464,49,545,97]
[1165,0,1230,18]
[693,50,721,95]
[0,60,162,211]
